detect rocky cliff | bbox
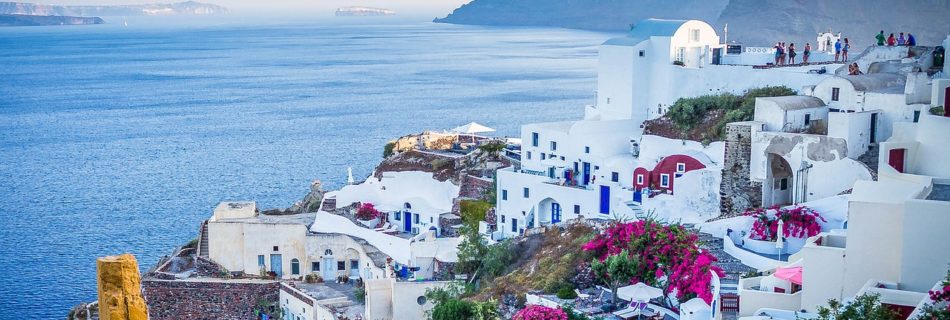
[435,0,950,46]
[0,1,228,16]
[96,254,149,320]
[0,13,103,26]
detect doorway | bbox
[270,254,282,278]
[404,211,412,233]
[870,113,878,143]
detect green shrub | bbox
[459,200,492,225]
[931,106,945,115]
[556,283,578,299]
[431,299,474,320]
[354,284,366,303]
[383,141,395,158]
[666,86,796,140]
[431,158,453,170]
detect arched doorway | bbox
[765,153,793,207]
[322,249,336,280]
[538,198,561,225]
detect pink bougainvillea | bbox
[355,203,381,221]
[513,305,568,320]
[582,219,725,304]
[744,205,826,241]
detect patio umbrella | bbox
[775,219,785,260]
[347,167,355,185]
[451,122,495,134]
[617,282,663,302]
[680,298,711,318]
[774,266,803,285]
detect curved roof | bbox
[837,73,905,92]
[603,18,690,46]
[758,95,826,111]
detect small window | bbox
[502,189,508,201]
[351,260,359,270]
[523,187,530,198]
[501,215,506,223]
[594,166,600,170]
[804,114,811,126]
[584,146,590,153]
[417,296,427,305]
[324,249,333,256]
[573,205,580,214]
[526,151,532,160]
[258,255,265,266]
[676,163,686,173]
[394,212,401,221]
[414,213,420,223]
[639,50,645,57]
[511,219,518,232]
[913,110,921,123]
[404,202,411,209]
[636,174,644,185]
[312,262,320,272]
[607,97,611,104]
[550,141,557,151]
[831,87,840,101]
[780,178,789,190]
[691,29,700,42]
[660,174,670,188]
[291,259,300,275]
[337,261,346,270]
[273,246,279,252]
[611,172,619,182]
[531,132,539,147]
[560,156,565,161]
[430,217,433,223]
[541,153,547,160]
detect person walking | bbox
[842,38,851,62]
[803,43,812,64]
[788,43,797,64]
[907,33,917,46]
[834,39,842,62]
[887,33,896,46]
[876,30,886,46]
[898,32,906,46]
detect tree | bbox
[478,141,506,159]
[816,294,900,320]
[591,250,640,306]
[456,223,488,277]
[432,299,474,320]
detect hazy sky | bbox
[33,0,472,18]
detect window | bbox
[414,213,420,223]
[526,151,532,160]
[550,141,557,151]
[273,246,279,252]
[636,174,644,185]
[607,97,611,104]
[511,219,518,232]
[560,156,565,161]
[573,205,580,214]
[611,172,619,182]
[337,261,346,270]
[258,255,265,267]
[312,262,320,272]
[660,174,670,188]
[639,50,645,57]
[404,202,411,209]
[430,217,433,223]
[502,189,508,201]
[831,87,840,101]
[501,215,506,223]
[531,132,539,147]
[691,29,700,42]
[804,114,811,126]
[523,187,530,198]
[584,146,590,154]
[780,178,788,190]
[291,259,300,275]
[676,47,685,62]
[417,296,427,305]
[394,212,400,220]
[351,260,359,270]
[914,110,921,123]
[676,163,686,173]
[541,153,546,160]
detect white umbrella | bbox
[776,219,785,260]
[617,282,663,302]
[347,167,355,185]
[451,122,495,134]
[680,298,711,317]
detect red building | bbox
[633,152,711,195]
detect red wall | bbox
[633,154,707,193]
[633,167,652,190]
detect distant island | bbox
[0,1,229,17]
[434,0,950,46]
[335,6,395,17]
[0,13,103,26]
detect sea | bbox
[0,17,610,319]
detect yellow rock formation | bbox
[97,253,149,320]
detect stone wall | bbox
[459,174,493,199]
[142,279,279,320]
[719,122,763,216]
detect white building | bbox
[737,92,950,319]
[364,278,454,320]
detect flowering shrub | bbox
[744,205,826,241]
[918,270,950,319]
[513,305,568,320]
[582,219,725,304]
[355,203,381,221]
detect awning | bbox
[774,266,803,285]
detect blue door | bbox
[599,186,610,214]
[551,203,561,223]
[270,254,282,277]
[582,162,591,185]
[633,190,642,203]
[404,211,412,232]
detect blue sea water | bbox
[0,20,608,319]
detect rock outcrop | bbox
[0,13,103,26]
[0,1,229,16]
[97,254,149,320]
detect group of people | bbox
[876,31,917,47]
[834,38,851,62]
[773,42,813,65]
[847,63,863,75]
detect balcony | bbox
[738,276,802,317]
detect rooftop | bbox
[603,18,690,46]
[213,212,316,226]
[758,95,826,111]
[927,184,950,202]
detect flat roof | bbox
[927,184,950,202]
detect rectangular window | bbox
[523,187,530,198]
[639,50,645,57]
[526,151,532,160]
[607,97,611,104]
[584,146,590,153]
[573,205,580,214]
[676,163,686,173]
[312,262,320,272]
[541,153,546,160]
[660,174,670,188]
[501,215,506,223]
[273,246,279,252]
[831,87,840,101]
[511,219,518,232]
[502,189,508,201]
[804,114,811,126]
[351,260,359,270]
[337,261,346,270]
[550,141,557,151]
[691,29,700,42]
[611,172,619,182]
[676,47,686,62]
[531,132,539,147]
[258,255,265,266]
[780,178,788,190]
[636,174,644,185]
[414,213,420,223]
[914,110,921,123]
[394,212,400,221]
[430,217,433,223]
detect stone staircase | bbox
[693,230,754,286]
[198,220,210,259]
[856,144,880,181]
